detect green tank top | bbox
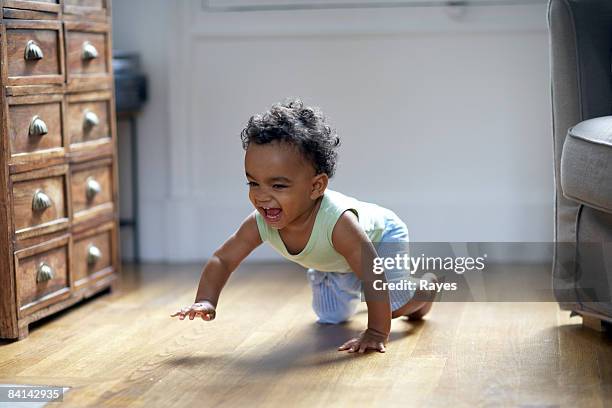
[254,189,390,273]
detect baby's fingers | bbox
[195,307,215,321]
[347,341,361,353]
[357,341,385,354]
[170,308,188,317]
[367,341,385,353]
[189,309,209,320]
[338,338,358,351]
[170,307,190,319]
[195,310,213,321]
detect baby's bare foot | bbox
[391,272,439,319]
[406,272,438,320]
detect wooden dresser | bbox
[0,0,119,340]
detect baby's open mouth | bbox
[262,207,282,222]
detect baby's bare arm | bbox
[195,212,262,306]
[171,212,262,320]
[332,211,392,353]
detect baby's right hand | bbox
[170,300,216,321]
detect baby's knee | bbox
[313,301,357,324]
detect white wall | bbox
[112,1,552,263]
[112,0,171,261]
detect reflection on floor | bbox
[0,262,611,407]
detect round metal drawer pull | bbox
[82,41,99,60]
[86,177,101,201]
[29,116,48,137]
[83,110,100,130]
[32,189,52,212]
[87,245,102,265]
[24,40,44,61]
[36,262,54,283]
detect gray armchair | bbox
[549,0,612,330]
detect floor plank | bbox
[0,263,610,407]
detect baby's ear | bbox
[310,173,328,199]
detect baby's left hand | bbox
[338,328,388,353]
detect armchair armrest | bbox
[561,116,612,214]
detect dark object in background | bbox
[113,51,148,262]
[549,0,612,331]
[114,51,148,113]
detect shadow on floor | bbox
[163,318,422,375]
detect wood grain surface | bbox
[70,159,112,220]
[6,29,58,78]
[63,0,109,20]
[5,21,64,85]
[14,235,69,313]
[65,0,104,8]
[64,22,110,86]
[0,262,610,407]
[67,98,110,146]
[8,96,64,157]
[72,225,113,286]
[4,0,60,11]
[65,30,107,76]
[12,174,66,232]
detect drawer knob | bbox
[83,110,100,130]
[32,189,52,212]
[36,262,54,283]
[29,116,48,137]
[24,40,44,61]
[82,41,99,61]
[86,177,101,201]
[87,245,102,265]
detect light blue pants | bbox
[306,210,416,324]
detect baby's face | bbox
[245,140,325,230]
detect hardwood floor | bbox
[0,262,611,407]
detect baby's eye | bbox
[246,181,258,187]
[272,184,287,190]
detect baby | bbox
[171,99,437,354]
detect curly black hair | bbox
[240,98,341,178]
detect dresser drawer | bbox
[15,234,70,317]
[63,0,109,19]
[4,20,64,86]
[65,22,110,88]
[71,158,114,224]
[72,222,114,288]
[67,91,113,157]
[7,94,66,172]
[11,165,70,240]
[4,0,61,9]
[3,1,61,20]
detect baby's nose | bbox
[254,193,273,206]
